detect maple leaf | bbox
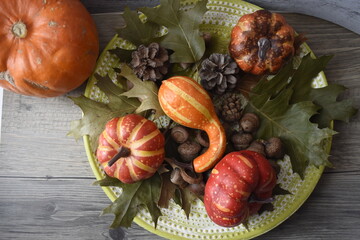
[68,74,140,151]
[119,64,165,118]
[95,174,162,228]
[246,56,339,177]
[117,7,160,46]
[140,0,208,63]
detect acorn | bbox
[171,125,189,144]
[178,141,201,162]
[240,113,260,133]
[264,137,285,159]
[231,131,253,150]
[246,140,266,156]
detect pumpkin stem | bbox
[12,21,28,38]
[107,146,131,167]
[257,37,271,60]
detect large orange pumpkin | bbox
[0,0,99,97]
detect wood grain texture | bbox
[81,0,159,13]
[1,7,360,240]
[247,0,360,35]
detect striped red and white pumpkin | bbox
[96,114,165,184]
[158,76,226,173]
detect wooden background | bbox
[1,1,360,239]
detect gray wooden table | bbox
[1,1,360,239]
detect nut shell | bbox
[240,113,260,133]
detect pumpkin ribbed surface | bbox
[229,10,295,75]
[158,76,226,173]
[204,150,277,227]
[0,0,99,97]
[96,114,165,183]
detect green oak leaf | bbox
[68,74,140,151]
[252,54,357,129]
[289,54,358,128]
[310,84,358,128]
[119,64,165,118]
[248,88,335,177]
[246,56,338,177]
[95,174,162,228]
[109,48,134,63]
[117,7,160,46]
[140,0,208,63]
[158,172,178,209]
[178,187,198,218]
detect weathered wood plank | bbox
[0,173,359,239]
[247,0,360,35]
[92,13,125,50]
[256,171,360,239]
[0,178,166,240]
[80,0,159,13]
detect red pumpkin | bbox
[0,0,99,97]
[204,150,277,227]
[96,114,165,184]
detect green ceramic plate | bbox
[83,1,330,239]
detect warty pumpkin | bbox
[204,150,277,227]
[0,0,99,97]
[229,10,295,75]
[158,76,226,173]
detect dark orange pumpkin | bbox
[96,114,165,184]
[229,10,295,75]
[0,0,99,97]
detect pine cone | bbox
[130,42,169,82]
[221,93,243,122]
[200,53,240,94]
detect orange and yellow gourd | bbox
[158,76,226,173]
